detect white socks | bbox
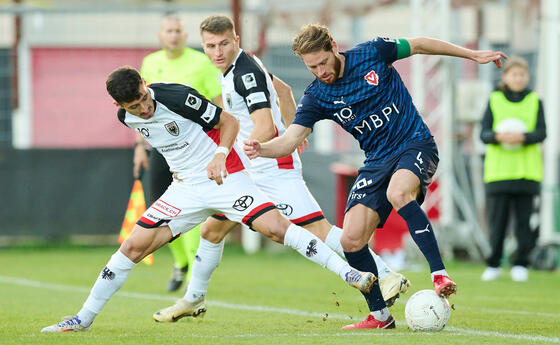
[184,238,224,302]
[371,307,390,321]
[78,250,136,327]
[283,224,351,280]
[431,269,449,281]
[324,226,392,279]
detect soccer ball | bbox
[495,118,527,150]
[405,289,451,331]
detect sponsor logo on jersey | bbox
[275,203,293,217]
[364,70,379,86]
[226,93,232,109]
[185,93,202,110]
[353,102,401,135]
[232,195,254,211]
[333,106,356,124]
[138,127,150,138]
[242,73,257,89]
[164,121,180,136]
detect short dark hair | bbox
[200,15,235,35]
[106,66,143,104]
[292,24,333,57]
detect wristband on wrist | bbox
[215,146,230,156]
[135,141,144,147]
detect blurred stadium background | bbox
[0,0,558,269]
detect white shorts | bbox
[214,168,324,226]
[137,171,276,237]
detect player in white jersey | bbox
[40,66,376,333]
[152,15,409,324]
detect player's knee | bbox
[339,233,367,252]
[254,213,290,243]
[200,224,226,244]
[119,237,145,263]
[386,188,411,210]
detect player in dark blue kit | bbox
[245,24,506,329]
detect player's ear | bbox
[113,101,122,108]
[331,41,339,53]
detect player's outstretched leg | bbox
[41,250,136,332]
[41,225,173,333]
[281,223,376,293]
[324,224,410,306]
[251,211,376,293]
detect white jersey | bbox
[221,49,301,173]
[118,83,247,184]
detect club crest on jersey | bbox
[164,121,180,136]
[185,93,202,110]
[242,73,257,89]
[225,93,232,109]
[364,70,379,86]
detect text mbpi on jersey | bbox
[333,102,401,134]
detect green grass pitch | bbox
[0,244,558,345]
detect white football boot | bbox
[41,315,89,333]
[153,298,206,322]
[379,271,410,307]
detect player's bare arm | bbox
[249,107,276,142]
[244,123,311,159]
[272,76,309,153]
[207,110,239,185]
[133,132,149,178]
[272,76,296,126]
[407,37,507,68]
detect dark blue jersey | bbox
[294,37,433,165]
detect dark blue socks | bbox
[344,244,386,311]
[398,200,445,272]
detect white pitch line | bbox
[1,275,558,344]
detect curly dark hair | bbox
[106,66,143,104]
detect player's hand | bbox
[133,144,149,179]
[207,153,228,185]
[297,138,309,154]
[244,140,261,159]
[472,50,508,68]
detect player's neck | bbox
[165,47,184,60]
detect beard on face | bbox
[321,55,341,85]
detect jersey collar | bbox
[223,48,244,77]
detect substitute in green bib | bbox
[134,14,222,292]
[480,56,547,282]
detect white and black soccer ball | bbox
[405,289,451,331]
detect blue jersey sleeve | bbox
[370,37,410,64]
[292,94,329,128]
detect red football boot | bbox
[433,274,457,298]
[342,314,395,330]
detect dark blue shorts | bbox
[345,139,439,227]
